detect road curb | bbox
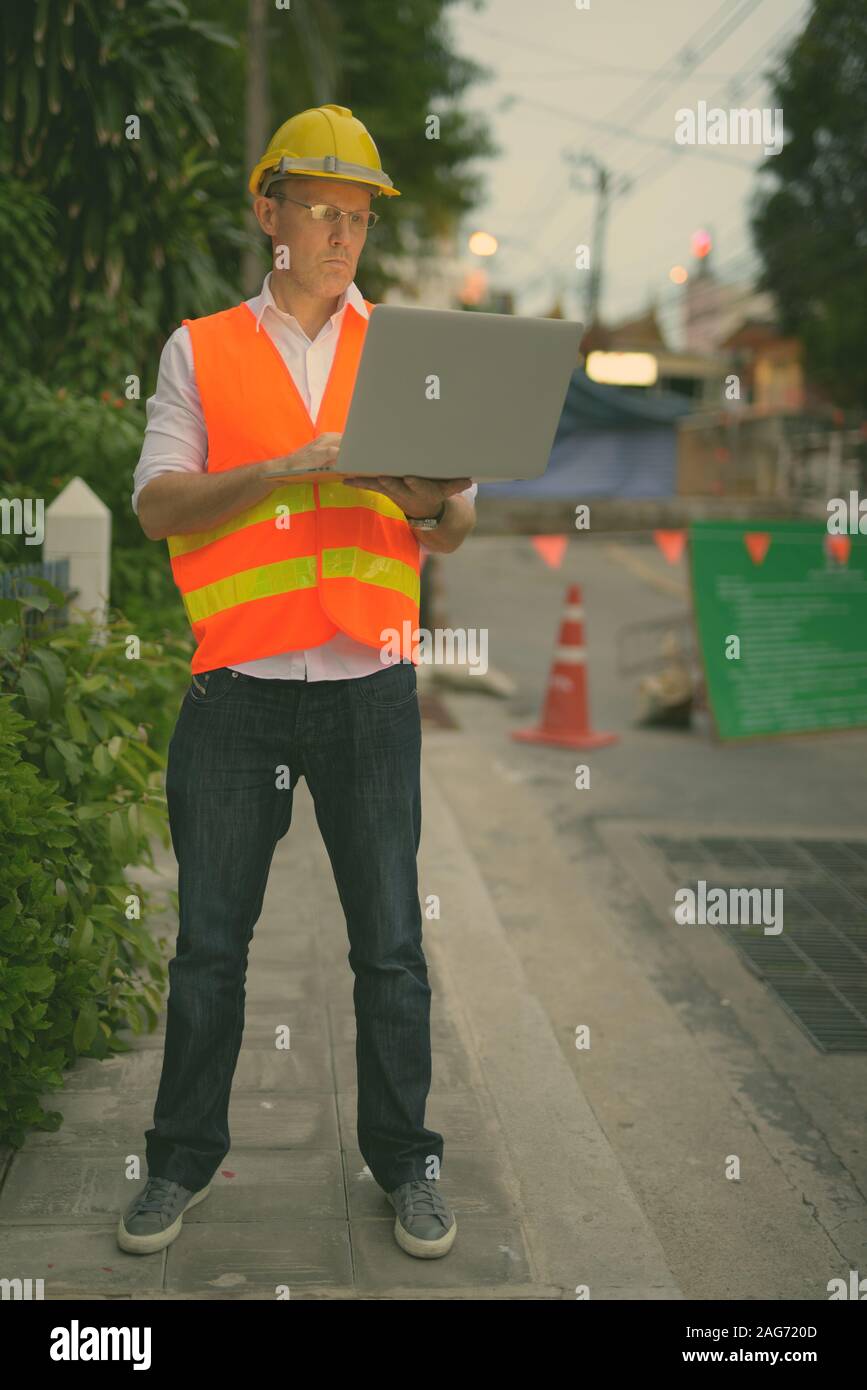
[418,757,683,1298]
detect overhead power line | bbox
[460,6,750,83]
[506,0,772,260]
[590,0,768,158]
[617,11,804,201]
[508,6,804,314]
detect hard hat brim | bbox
[250,153,401,199]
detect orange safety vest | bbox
[165,299,421,674]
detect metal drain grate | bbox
[645,835,867,1053]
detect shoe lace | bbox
[135,1177,180,1213]
[404,1179,450,1226]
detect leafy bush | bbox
[0,580,192,1148]
[0,1,242,377]
[0,376,144,539]
[0,695,89,1148]
[110,543,192,641]
[0,385,190,641]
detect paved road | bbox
[424,532,867,1300]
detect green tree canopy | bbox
[751,0,867,409]
[1,0,243,385]
[1,0,497,387]
[194,0,499,302]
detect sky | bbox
[447,0,813,344]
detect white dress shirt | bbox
[132,273,477,681]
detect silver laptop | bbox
[331,304,583,483]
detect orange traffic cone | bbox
[511,584,618,750]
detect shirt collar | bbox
[249,271,369,334]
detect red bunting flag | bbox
[825,534,851,564]
[653,529,687,565]
[531,535,569,569]
[744,532,771,566]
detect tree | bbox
[0,0,244,387]
[751,0,867,408]
[195,0,500,302]
[1,0,498,373]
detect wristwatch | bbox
[404,499,447,530]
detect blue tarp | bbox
[479,369,694,499]
[558,368,696,428]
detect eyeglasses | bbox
[268,191,378,232]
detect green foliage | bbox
[50,293,165,402]
[0,178,56,350]
[1,0,496,366]
[0,376,191,636]
[0,377,144,545]
[751,0,867,408]
[0,588,192,1149]
[0,696,87,1146]
[0,0,242,380]
[192,0,498,301]
[110,545,193,641]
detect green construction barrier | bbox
[688,519,867,740]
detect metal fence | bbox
[0,558,73,634]
[677,412,867,504]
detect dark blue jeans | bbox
[144,659,443,1194]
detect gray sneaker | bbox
[117,1176,212,1255]
[386,1179,457,1258]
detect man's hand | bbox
[342,474,473,517]
[261,432,343,480]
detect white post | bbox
[42,478,112,630]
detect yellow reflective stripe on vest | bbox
[184,555,318,622]
[166,483,316,559]
[318,480,406,519]
[322,547,419,601]
[168,482,404,561]
[183,547,418,624]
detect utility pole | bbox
[564,154,630,328]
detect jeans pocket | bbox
[354,660,418,708]
[186,667,243,705]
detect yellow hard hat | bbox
[248,104,401,199]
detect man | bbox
[118,106,475,1262]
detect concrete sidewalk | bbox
[0,737,681,1300]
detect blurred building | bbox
[580,307,728,407]
[682,253,775,355]
[720,318,812,411]
[676,312,863,502]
